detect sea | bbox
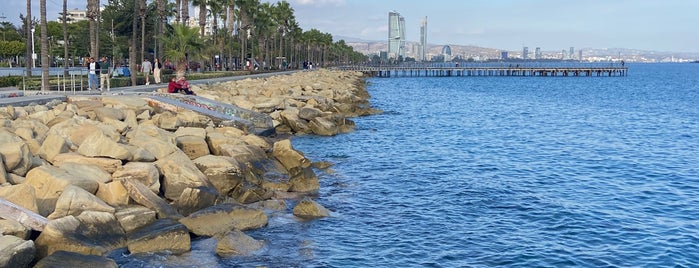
[113,63,699,267]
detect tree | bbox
[161,24,204,76]
[40,0,49,91]
[87,0,100,57]
[192,0,207,36]
[25,0,32,77]
[62,0,68,76]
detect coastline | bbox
[0,69,378,266]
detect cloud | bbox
[293,0,345,6]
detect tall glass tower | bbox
[420,17,427,62]
[388,11,405,60]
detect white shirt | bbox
[89,62,97,74]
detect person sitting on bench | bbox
[168,77,196,95]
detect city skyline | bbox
[5,0,699,53]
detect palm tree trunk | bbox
[198,0,207,36]
[25,0,32,78]
[182,0,190,25]
[158,0,165,58]
[140,0,146,61]
[130,0,138,86]
[62,0,69,77]
[40,0,49,91]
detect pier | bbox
[336,64,628,77]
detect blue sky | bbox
[6,0,699,53]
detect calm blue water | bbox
[115,63,699,267]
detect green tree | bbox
[0,41,25,67]
[161,24,205,76]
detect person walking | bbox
[99,57,112,91]
[141,58,152,85]
[87,57,100,91]
[153,58,162,84]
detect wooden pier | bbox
[336,66,628,77]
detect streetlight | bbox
[31,26,35,68]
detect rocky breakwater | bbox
[193,69,381,136]
[0,70,375,267]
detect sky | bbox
[5,0,699,53]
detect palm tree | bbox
[130,0,139,86]
[161,24,204,77]
[192,0,207,36]
[182,0,190,25]
[62,0,69,77]
[140,0,146,62]
[87,0,99,57]
[40,0,49,91]
[25,0,31,77]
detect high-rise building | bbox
[578,50,583,61]
[569,47,575,59]
[388,11,406,59]
[420,17,427,62]
[522,46,529,60]
[442,45,452,62]
[535,47,542,60]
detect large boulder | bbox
[126,125,178,160]
[77,131,132,160]
[272,139,311,172]
[215,230,264,257]
[33,250,118,268]
[179,203,268,237]
[176,135,211,160]
[52,152,123,174]
[0,129,33,176]
[95,181,130,207]
[0,219,31,239]
[173,186,218,217]
[126,219,190,254]
[292,197,331,219]
[0,184,39,214]
[114,206,156,233]
[308,116,341,136]
[155,150,211,201]
[112,162,160,194]
[120,178,181,219]
[0,235,35,268]
[48,185,115,220]
[37,133,70,163]
[34,211,126,259]
[25,165,100,217]
[59,162,113,184]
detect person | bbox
[99,57,112,91]
[153,58,162,84]
[141,58,152,85]
[167,76,196,95]
[87,57,100,91]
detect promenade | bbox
[338,65,628,77]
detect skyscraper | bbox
[535,47,542,60]
[420,17,427,62]
[388,11,406,60]
[522,46,529,60]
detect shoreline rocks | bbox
[0,69,378,266]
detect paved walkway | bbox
[0,70,300,107]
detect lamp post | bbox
[31,26,35,68]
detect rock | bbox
[179,203,268,236]
[288,167,320,193]
[114,206,157,234]
[126,219,190,254]
[215,230,264,257]
[297,106,326,121]
[156,150,211,201]
[25,165,100,217]
[0,219,31,239]
[36,133,70,163]
[0,157,6,184]
[279,109,309,133]
[59,162,112,184]
[0,235,35,268]
[205,132,246,156]
[34,211,126,259]
[48,185,115,220]
[174,127,207,138]
[173,186,218,216]
[52,152,123,174]
[77,131,132,160]
[292,197,331,219]
[112,162,160,194]
[95,181,130,207]
[230,180,271,204]
[176,135,211,160]
[218,144,267,165]
[120,178,181,220]
[127,125,178,160]
[33,250,118,268]
[272,139,311,171]
[241,134,271,150]
[0,184,39,214]
[0,129,33,176]
[94,107,125,122]
[308,116,341,136]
